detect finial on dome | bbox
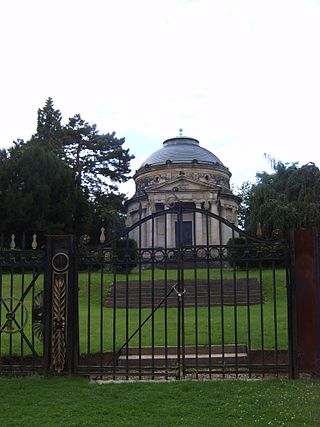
[179,128,183,136]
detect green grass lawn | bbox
[78,267,288,354]
[0,267,289,357]
[0,376,319,426]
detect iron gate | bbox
[77,203,293,379]
[0,204,294,378]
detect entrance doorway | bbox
[175,220,192,246]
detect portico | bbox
[125,136,240,247]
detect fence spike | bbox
[10,234,16,250]
[32,234,38,250]
[100,227,106,243]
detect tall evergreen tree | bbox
[62,113,134,197]
[0,144,91,237]
[0,98,134,238]
[32,97,63,154]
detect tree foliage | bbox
[32,97,63,154]
[0,144,90,237]
[62,114,133,196]
[0,98,134,238]
[112,238,138,273]
[239,161,320,239]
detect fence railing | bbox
[0,213,305,379]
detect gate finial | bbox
[32,234,38,250]
[100,227,106,243]
[10,234,16,250]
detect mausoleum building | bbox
[125,136,240,247]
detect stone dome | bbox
[139,136,226,170]
[126,134,240,248]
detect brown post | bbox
[292,228,320,377]
[44,235,79,375]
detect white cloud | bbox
[1,0,320,197]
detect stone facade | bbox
[125,136,240,247]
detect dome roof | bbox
[139,136,226,170]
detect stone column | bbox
[210,201,219,245]
[149,202,158,248]
[220,205,227,245]
[195,202,203,246]
[146,205,153,247]
[154,215,158,248]
[165,207,173,248]
[142,206,148,248]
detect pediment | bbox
[147,177,214,192]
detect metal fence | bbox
[0,233,44,373]
[0,204,293,378]
[77,203,292,379]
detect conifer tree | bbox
[32,97,63,154]
[62,113,134,197]
[0,98,134,237]
[0,144,91,236]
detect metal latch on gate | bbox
[172,283,186,298]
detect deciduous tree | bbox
[238,161,320,238]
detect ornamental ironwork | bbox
[50,252,69,374]
[0,297,28,334]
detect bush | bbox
[227,237,286,269]
[112,238,138,273]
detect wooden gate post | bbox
[291,228,320,378]
[44,235,79,375]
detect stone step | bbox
[105,294,263,307]
[106,292,262,297]
[108,289,262,294]
[106,291,262,298]
[123,344,247,355]
[105,300,262,307]
[110,280,260,288]
[105,279,263,308]
[118,345,248,367]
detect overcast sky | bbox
[1,0,320,196]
